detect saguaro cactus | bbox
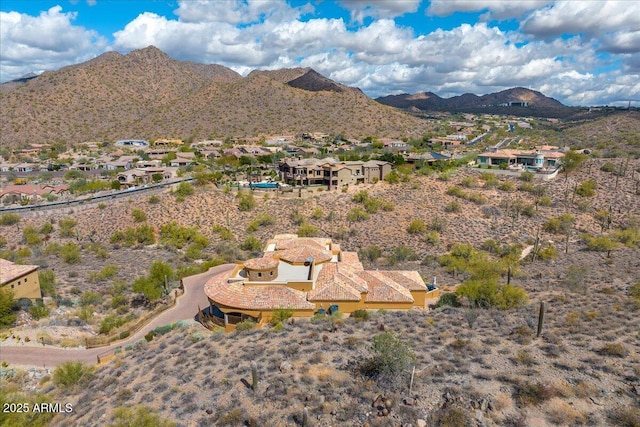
[537,301,545,338]
[251,361,259,392]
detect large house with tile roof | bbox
[200,234,439,331]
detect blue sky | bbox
[1,1,639,106]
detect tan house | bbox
[0,259,41,301]
[200,234,439,331]
[279,158,392,189]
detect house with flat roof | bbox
[476,147,565,170]
[279,157,392,189]
[0,259,41,301]
[200,234,439,331]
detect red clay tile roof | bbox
[275,237,329,251]
[358,271,414,303]
[278,246,333,264]
[204,269,315,310]
[243,257,279,271]
[376,271,426,291]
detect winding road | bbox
[0,264,234,368]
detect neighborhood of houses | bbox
[0,114,569,206]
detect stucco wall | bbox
[2,270,41,300]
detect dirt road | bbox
[0,264,234,368]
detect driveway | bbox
[0,264,234,368]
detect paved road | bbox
[0,264,234,368]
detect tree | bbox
[561,150,587,181]
[53,361,94,389]
[361,332,415,387]
[0,287,16,326]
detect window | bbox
[258,272,262,277]
[11,284,14,289]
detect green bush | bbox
[350,309,370,321]
[456,280,528,309]
[240,235,262,251]
[174,182,194,197]
[297,223,319,237]
[99,315,127,334]
[58,217,77,237]
[576,179,597,197]
[435,293,460,308]
[53,361,94,389]
[630,281,640,300]
[235,319,256,332]
[237,191,255,211]
[29,303,50,320]
[38,270,56,296]
[270,308,294,326]
[360,245,382,262]
[0,288,17,326]
[0,213,20,226]
[59,243,82,264]
[520,171,534,182]
[407,219,426,234]
[80,291,103,307]
[347,207,370,222]
[39,222,54,234]
[131,208,147,223]
[361,332,415,385]
[444,201,461,212]
[109,405,176,427]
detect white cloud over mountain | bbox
[1,1,638,106]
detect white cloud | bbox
[0,6,107,81]
[174,0,305,24]
[338,0,421,22]
[521,1,640,38]
[427,0,552,19]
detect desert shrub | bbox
[240,235,262,251]
[310,207,323,219]
[599,343,629,358]
[88,265,118,283]
[270,308,294,326]
[630,281,640,300]
[53,361,94,390]
[538,195,553,206]
[38,270,56,296]
[29,303,49,320]
[297,223,319,237]
[290,210,306,225]
[351,309,370,321]
[109,405,176,427]
[213,225,234,241]
[564,264,588,293]
[237,191,255,211]
[133,261,175,301]
[457,280,528,309]
[131,208,147,223]
[59,243,81,264]
[430,406,472,427]
[363,197,381,213]
[513,381,555,406]
[467,192,487,205]
[0,288,16,326]
[160,222,205,249]
[576,179,597,197]
[607,406,640,427]
[460,176,476,188]
[537,246,557,260]
[444,201,461,212]
[360,245,382,263]
[384,170,401,183]
[543,214,575,234]
[425,231,440,245]
[247,213,275,232]
[235,319,256,332]
[361,332,415,386]
[390,245,418,262]
[435,293,460,308]
[148,195,160,204]
[58,217,77,237]
[99,315,128,334]
[407,219,426,234]
[80,291,103,307]
[0,213,20,226]
[600,162,615,172]
[0,390,55,427]
[175,182,194,198]
[446,185,465,198]
[498,180,515,191]
[353,190,369,203]
[23,226,42,246]
[347,207,369,222]
[520,171,534,182]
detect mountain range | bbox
[375,87,567,112]
[1,46,568,148]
